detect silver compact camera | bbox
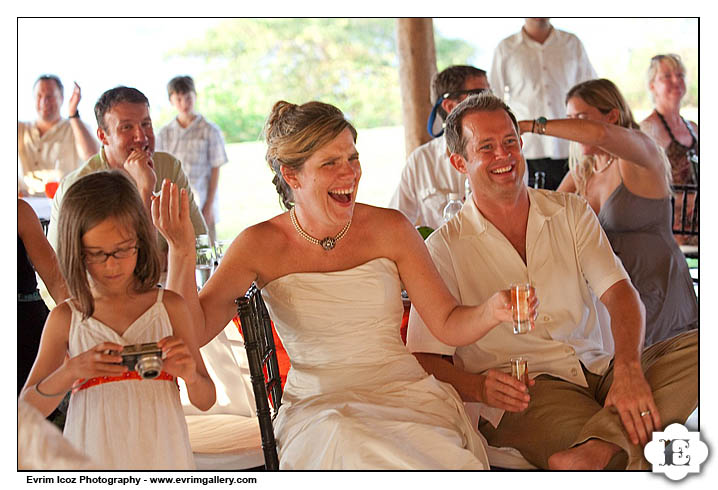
[119,342,163,379]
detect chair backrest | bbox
[235,284,283,471]
[671,184,699,236]
[39,218,50,236]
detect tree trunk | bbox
[396,18,437,159]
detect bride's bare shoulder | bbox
[355,202,407,220]
[354,203,413,228]
[233,213,291,250]
[353,204,418,245]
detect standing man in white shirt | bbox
[18,75,99,195]
[490,18,596,189]
[406,93,697,470]
[156,76,229,242]
[389,65,490,229]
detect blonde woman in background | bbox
[639,54,698,185]
[520,78,696,347]
[639,54,698,246]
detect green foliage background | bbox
[162,18,697,143]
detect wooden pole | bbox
[396,18,437,159]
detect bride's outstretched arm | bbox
[196,227,261,346]
[384,210,536,347]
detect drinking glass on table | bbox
[214,239,230,265]
[510,283,535,334]
[44,160,62,198]
[195,234,214,289]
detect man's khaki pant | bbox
[479,330,698,469]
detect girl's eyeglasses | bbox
[83,245,139,264]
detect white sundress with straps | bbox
[62,288,195,469]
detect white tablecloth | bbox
[23,196,51,221]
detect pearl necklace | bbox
[593,156,615,174]
[289,207,352,251]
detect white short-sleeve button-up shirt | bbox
[489,28,597,160]
[407,189,629,424]
[389,136,467,229]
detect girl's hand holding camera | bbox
[65,341,129,379]
[157,335,199,384]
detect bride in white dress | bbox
[153,100,537,470]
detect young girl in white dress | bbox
[20,170,215,470]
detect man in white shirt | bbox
[489,18,596,189]
[18,75,99,195]
[406,93,697,470]
[389,65,490,229]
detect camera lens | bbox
[136,354,162,379]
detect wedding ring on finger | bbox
[640,410,651,417]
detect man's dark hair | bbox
[167,75,196,98]
[34,74,64,95]
[432,65,487,120]
[94,86,150,132]
[444,93,520,159]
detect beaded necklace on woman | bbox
[289,207,352,251]
[592,156,615,174]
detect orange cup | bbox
[45,182,59,199]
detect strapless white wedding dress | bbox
[261,257,489,470]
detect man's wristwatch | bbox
[534,116,547,135]
[69,111,80,119]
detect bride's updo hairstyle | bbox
[264,101,357,210]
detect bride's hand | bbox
[486,290,513,325]
[151,179,195,254]
[485,288,539,327]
